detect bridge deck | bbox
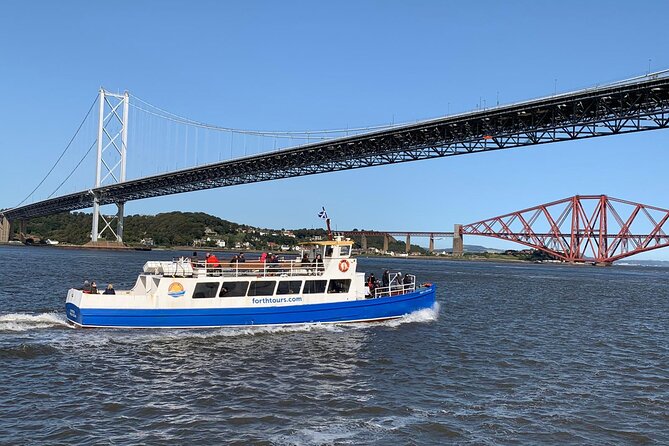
[4,71,669,220]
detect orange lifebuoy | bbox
[338,259,350,272]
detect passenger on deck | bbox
[191,251,198,263]
[314,254,324,273]
[205,252,221,275]
[382,270,390,288]
[230,254,239,264]
[83,280,91,294]
[403,273,413,287]
[367,273,377,296]
[103,283,116,295]
[260,252,268,263]
[90,281,98,294]
[238,253,246,263]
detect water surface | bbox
[0,246,667,445]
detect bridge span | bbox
[2,71,669,241]
[2,72,669,247]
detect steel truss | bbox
[461,195,669,264]
[3,72,669,221]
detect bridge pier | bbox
[17,220,27,243]
[116,202,125,242]
[361,234,367,251]
[0,215,10,243]
[405,234,411,254]
[452,224,463,256]
[383,234,389,253]
[429,234,434,253]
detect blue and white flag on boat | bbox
[318,207,328,219]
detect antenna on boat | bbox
[318,207,334,241]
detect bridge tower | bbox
[90,88,129,244]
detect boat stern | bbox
[65,289,83,327]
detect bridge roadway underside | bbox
[3,72,669,221]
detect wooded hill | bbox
[17,211,425,253]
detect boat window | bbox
[277,280,302,295]
[303,280,327,294]
[247,281,277,297]
[339,245,350,257]
[328,279,351,293]
[220,281,249,298]
[325,246,334,257]
[193,282,219,299]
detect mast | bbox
[326,218,333,241]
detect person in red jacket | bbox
[205,252,221,275]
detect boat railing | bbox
[373,278,416,298]
[151,258,326,278]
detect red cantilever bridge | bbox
[344,195,669,265]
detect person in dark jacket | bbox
[382,270,390,288]
[90,281,98,294]
[103,283,116,295]
[367,273,377,296]
[314,254,324,273]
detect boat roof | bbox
[298,239,354,246]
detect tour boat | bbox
[65,237,437,328]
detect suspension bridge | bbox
[1,71,669,263]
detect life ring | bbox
[338,259,350,272]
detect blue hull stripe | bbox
[66,286,436,328]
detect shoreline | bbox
[3,243,666,267]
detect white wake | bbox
[0,312,70,332]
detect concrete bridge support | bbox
[383,234,389,253]
[405,234,411,254]
[361,234,367,251]
[429,235,435,253]
[19,220,27,242]
[452,224,463,257]
[0,215,10,243]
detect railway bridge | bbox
[344,195,669,265]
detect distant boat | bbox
[65,236,436,328]
[45,239,60,245]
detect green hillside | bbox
[16,211,425,253]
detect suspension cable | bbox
[47,140,97,199]
[13,95,98,208]
[130,94,403,138]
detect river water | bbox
[0,245,667,445]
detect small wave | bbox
[193,322,346,339]
[0,343,59,359]
[0,312,69,332]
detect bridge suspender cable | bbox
[12,95,99,208]
[129,94,402,139]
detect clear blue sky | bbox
[1,1,668,259]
